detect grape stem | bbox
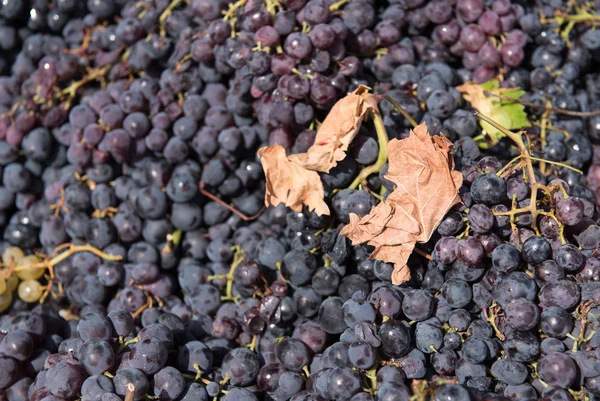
[479,113,574,239]
[174,53,193,74]
[49,188,69,216]
[161,229,182,254]
[483,303,505,341]
[329,0,351,11]
[380,95,418,128]
[348,109,388,189]
[12,244,122,276]
[58,64,113,108]
[412,247,432,260]
[199,181,264,221]
[135,1,149,18]
[245,335,258,352]
[365,367,378,393]
[340,92,416,195]
[64,27,93,57]
[549,6,600,44]
[118,337,139,353]
[568,299,598,352]
[159,0,187,36]
[207,246,245,302]
[538,106,550,175]
[477,113,537,184]
[124,383,136,401]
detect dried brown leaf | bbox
[258,86,381,215]
[288,85,379,173]
[340,123,463,285]
[258,144,330,215]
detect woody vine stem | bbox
[477,113,580,241]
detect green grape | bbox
[2,246,24,266]
[5,274,18,292]
[18,280,43,303]
[0,276,6,295]
[0,291,12,312]
[15,255,45,280]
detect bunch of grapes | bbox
[0,0,598,401]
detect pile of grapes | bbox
[1,0,600,400]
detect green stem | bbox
[381,95,418,128]
[118,337,139,353]
[476,113,537,185]
[495,155,523,177]
[329,0,350,11]
[348,110,389,189]
[562,12,600,23]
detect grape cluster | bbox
[0,0,599,400]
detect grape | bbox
[460,24,486,53]
[503,331,540,363]
[462,337,490,363]
[441,278,472,308]
[222,388,258,401]
[426,90,457,119]
[113,368,148,401]
[79,339,114,375]
[81,375,115,401]
[347,341,375,369]
[275,338,312,372]
[107,310,134,338]
[378,319,411,358]
[343,294,376,326]
[45,361,86,398]
[492,243,521,273]
[280,250,317,286]
[521,236,551,264]
[15,255,45,280]
[128,337,168,375]
[318,297,347,335]
[491,359,528,385]
[540,306,573,338]
[221,348,261,386]
[470,174,507,204]
[456,237,485,266]
[553,244,585,272]
[326,368,362,399]
[457,0,484,22]
[467,204,494,233]
[154,367,186,400]
[499,43,525,68]
[555,198,584,226]
[180,383,209,401]
[537,352,577,388]
[77,313,112,342]
[492,272,537,307]
[539,279,581,310]
[434,236,458,265]
[504,298,540,331]
[0,291,12,312]
[415,321,443,354]
[17,280,43,303]
[310,75,337,109]
[0,330,33,361]
[177,341,213,373]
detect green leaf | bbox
[456,80,530,149]
[480,80,500,91]
[503,103,530,130]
